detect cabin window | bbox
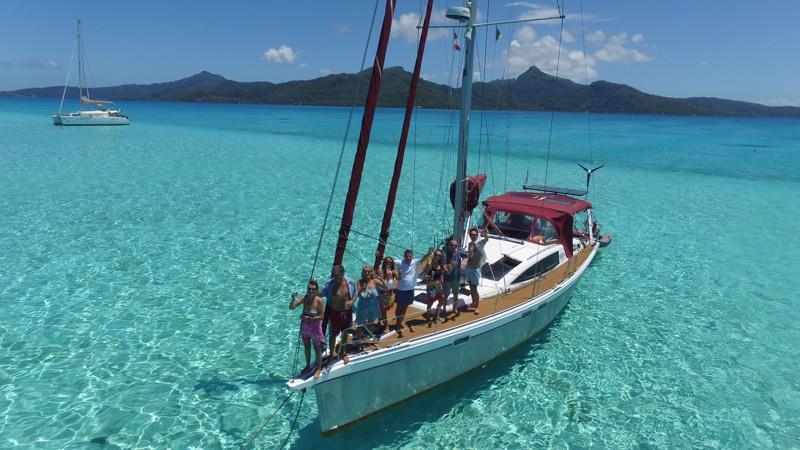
[481,256,521,281]
[490,211,534,240]
[531,217,558,243]
[512,252,560,284]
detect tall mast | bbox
[77,19,83,102]
[333,0,396,267]
[374,0,435,267]
[452,1,477,246]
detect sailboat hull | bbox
[312,244,596,432]
[52,112,130,126]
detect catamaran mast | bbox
[451,1,477,246]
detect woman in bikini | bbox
[423,250,446,327]
[288,279,325,378]
[378,256,398,332]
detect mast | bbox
[374,0,434,268]
[77,19,84,104]
[333,0,397,267]
[452,1,477,246]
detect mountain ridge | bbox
[3,67,798,117]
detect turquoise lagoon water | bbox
[0,98,799,449]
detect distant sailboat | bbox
[52,19,129,126]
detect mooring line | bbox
[241,391,295,450]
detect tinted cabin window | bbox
[481,256,520,281]
[512,252,560,284]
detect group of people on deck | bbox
[289,228,488,378]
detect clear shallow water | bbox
[0,98,799,449]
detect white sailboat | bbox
[286,0,611,433]
[52,19,129,126]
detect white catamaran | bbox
[286,0,611,433]
[52,19,129,126]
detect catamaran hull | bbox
[52,114,130,126]
[312,247,594,432]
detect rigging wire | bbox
[279,390,306,450]
[58,37,78,113]
[542,3,566,189]
[282,0,380,422]
[435,29,462,237]
[579,0,596,202]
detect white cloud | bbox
[391,9,449,43]
[632,33,644,43]
[0,58,60,69]
[421,72,438,81]
[505,26,597,81]
[262,45,297,64]
[503,26,652,81]
[761,98,800,107]
[320,68,334,75]
[594,33,653,63]
[298,63,308,68]
[586,30,606,44]
[509,2,606,24]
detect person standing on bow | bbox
[288,279,325,378]
[393,249,429,336]
[321,265,356,364]
[465,228,488,314]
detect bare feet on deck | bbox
[473,309,480,315]
[343,354,350,365]
[314,369,322,379]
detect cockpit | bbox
[479,211,559,244]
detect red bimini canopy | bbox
[482,191,593,258]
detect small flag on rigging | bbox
[453,32,461,51]
[495,27,503,41]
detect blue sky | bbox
[1,1,798,106]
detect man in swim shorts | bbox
[321,265,356,364]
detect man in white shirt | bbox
[393,249,427,336]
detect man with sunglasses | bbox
[442,238,462,319]
[321,265,356,365]
[289,279,325,378]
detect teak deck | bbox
[359,243,594,351]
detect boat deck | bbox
[353,243,593,352]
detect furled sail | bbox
[80,96,113,106]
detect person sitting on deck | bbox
[531,218,558,243]
[353,265,384,342]
[423,250,446,327]
[377,256,398,332]
[465,228,488,314]
[393,249,429,337]
[442,238,462,319]
[288,279,325,379]
[321,265,356,365]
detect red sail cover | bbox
[450,174,487,212]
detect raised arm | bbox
[288,292,303,309]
